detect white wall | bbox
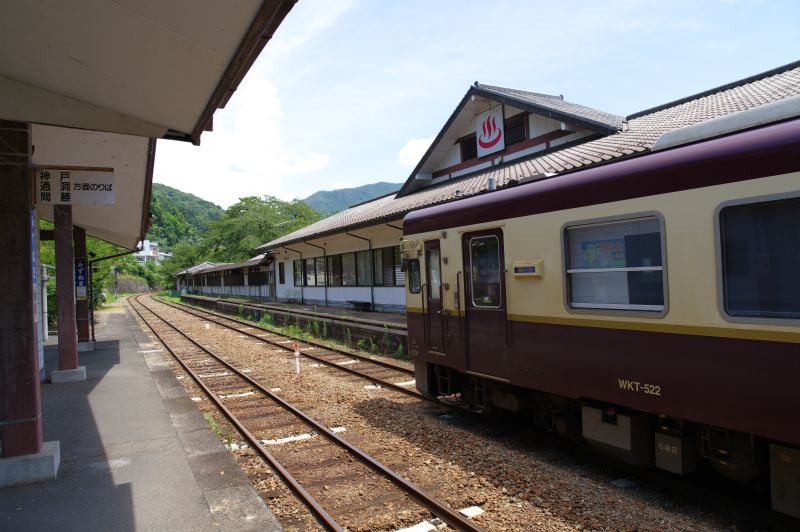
[272,223,406,310]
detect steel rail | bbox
[133,296,484,532]
[128,296,342,531]
[152,299,426,402]
[158,297,413,376]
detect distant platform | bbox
[181,293,407,329]
[0,301,281,531]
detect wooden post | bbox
[0,120,43,457]
[54,204,78,370]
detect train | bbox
[401,111,800,517]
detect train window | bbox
[565,216,664,312]
[720,196,800,319]
[426,246,442,300]
[407,259,421,294]
[470,235,502,308]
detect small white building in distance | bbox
[134,240,172,264]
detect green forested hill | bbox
[147,183,224,250]
[303,181,400,215]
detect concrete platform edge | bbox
[130,304,282,531]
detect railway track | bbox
[129,295,482,531]
[149,296,426,400]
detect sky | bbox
[153,0,800,208]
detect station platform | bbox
[179,294,408,358]
[181,293,407,329]
[0,301,281,531]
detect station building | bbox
[179,84,626,310]
[188,62,799,313]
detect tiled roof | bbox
[202,254,267,273]
[475,83,625,132]
[175,261,220,276]
[260,63,800,250]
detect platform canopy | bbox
[0,0,295,248]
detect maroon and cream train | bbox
[401,114,800,517]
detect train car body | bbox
[402,117,800,517]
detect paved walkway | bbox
[0,302,281,531]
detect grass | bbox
[203,413,235,445]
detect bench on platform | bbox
[347,300,372,312]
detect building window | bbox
[373,247,396,286]
[356,250,372,286]
[304,258,316,286]
[460,134,477,162]
[293,260,303,286]
[342,253,357,286]
[315,257,326,286]
[504,113,526,146]
[327,255,343,286]
[394,246,405,286]
[469,236,502,308]
[720,196,800,319]
[565,215,665,312]
[407,259,421,293]
[278,262,285,285]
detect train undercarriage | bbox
[416,360,799,519]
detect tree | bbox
[199,196,320,263]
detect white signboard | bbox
[475,106,505,158]
[35,166,115,206]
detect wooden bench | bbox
[347,300,372,312]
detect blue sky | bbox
[154,0,800,207]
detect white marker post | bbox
[293,342,300,375]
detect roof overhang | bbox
[32,124,155,249]
[0,0,295,144]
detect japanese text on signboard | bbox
[37,168,115,206]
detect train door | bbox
[462,229,509,376]
[423,240,444,352]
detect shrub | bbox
[382,325,391,352]
[345,328,352,348]
[258,313,273,327]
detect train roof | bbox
[403,117,800,235]
[258,60,800,251]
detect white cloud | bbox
[154,76,329,207]
[397,136,434,167]
[265,0,357,65]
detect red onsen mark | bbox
[478,115,503,149]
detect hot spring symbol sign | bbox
[475,106,505,158]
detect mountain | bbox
[303,182,401,215]
[147,183,224,250]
